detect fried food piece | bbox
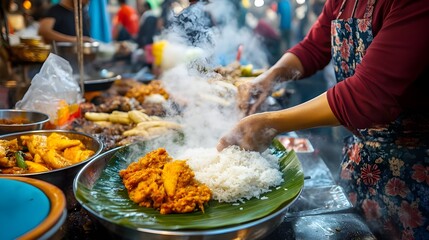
[47,133,82,150]
[63,145,95,164]
[125,80,169,104]
[25,161,50,173]
[84,112,110,121]
[128,110,150,123]
[43,149,72,169]
[162,161,185,197]
[0,139,19,168]
[119,148,211,214]
[21,135,48,157]
[160,160,211,214]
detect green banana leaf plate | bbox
[73,139,304,238]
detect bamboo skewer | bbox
[73,0,84,98]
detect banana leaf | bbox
[75,140,304,230]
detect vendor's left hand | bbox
[217,112,278,152]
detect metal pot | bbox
[52,41,100,74]
[0,109,50,135]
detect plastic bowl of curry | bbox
[0,130,103,190]
[0,109,50,135]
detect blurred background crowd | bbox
[1,0,327,67]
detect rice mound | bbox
[177,146,283,203]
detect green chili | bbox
[15,151,27,169]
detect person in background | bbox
[38,0,92,43]
[277,0,292,52]
[254,18,281,66]
[217,1,429,239]
[112,0,139,41]
[134,2,158,70]
[136,2,157,49]
[31,0,51,22]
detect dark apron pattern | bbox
[331,0,429,239]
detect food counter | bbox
[2,58,375,239]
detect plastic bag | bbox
[15,53,83,127]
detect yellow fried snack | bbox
[21,135,48,157]
[25,161,50,173]
[47,133,82,151]
[128,110,150,123]
[162,161,185,197]
[33,153,43,164]
[43,149,72,169]
[84,112,110,121]
[63,146,95,164]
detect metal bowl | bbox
[84,73,121,92]
[10,43,51,63]
[0,109,50,135]
[53,41,100,74]
[54,41,100,55]
[0,130,103,190]
[20,36,44,47]
[73,145,303,240]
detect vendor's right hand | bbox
[217,112,278,152]
[237,70,276,116]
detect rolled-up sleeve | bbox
[288,0,335,78]
[327,0,429,129]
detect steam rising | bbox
[149,0,271,154]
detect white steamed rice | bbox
[177,146,283,203]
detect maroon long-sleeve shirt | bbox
[288,0,429,129]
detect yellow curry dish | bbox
[0,133,95,174]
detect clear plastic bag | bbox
[15,53,83,127]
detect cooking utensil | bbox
[84,74,121,92]
[52,41,100,74]
[78,69,121,92]
[73,141,303,239]
[0,109,50,135]
[10,43,51,63]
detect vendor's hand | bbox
[82,36,94,42]
[217,112,278,152]
[238,70,276,116]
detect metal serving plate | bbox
[73,143,303,240]
[0,109,50,135]
[84,74,121,92]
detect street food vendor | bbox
[38,0,92,43]
[217,0,429,239]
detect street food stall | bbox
[0,1,379,240]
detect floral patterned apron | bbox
[332,1,429,239]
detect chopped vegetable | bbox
[15,151,27,169]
